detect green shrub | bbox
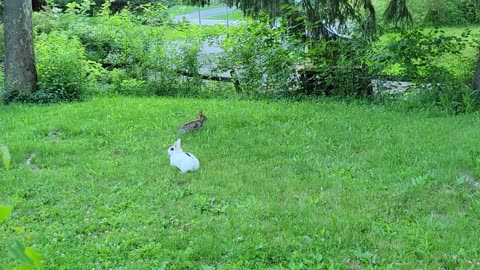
[219,17,373,98]
[131,2,171,26]
[35,31,99,102]
[38,5,206,97]
[107,69,150,96]
[303,38,373,97]
[33,6,66,35]
[423,0,467,25]
[30,1,219,98]
[370,28,472,82]
[369,28,479,114]
[387,82,480,115]
[219,16,300,98]
[459,0,480,23]
[418,0,479,25]
[375,0,479,25]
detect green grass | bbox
[167,4,223,17]
[204,10,245,20]
[1,96,480,268]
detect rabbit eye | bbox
[169,147,174,151]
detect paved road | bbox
[173,6,243,78]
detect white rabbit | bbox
[167,139,200,173]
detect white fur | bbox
[167,139,200,173]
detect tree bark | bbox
[474,50,480,91]
[4,0,38,94]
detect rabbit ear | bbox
[174,139,181,149]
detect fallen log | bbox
[177,69,242,92]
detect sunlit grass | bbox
[204,10,245,20]
[1,96,480,268]
[166,4,223,17]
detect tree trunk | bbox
[4,0,38,95]
[474,50,480,91]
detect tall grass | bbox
[1,96,480,268]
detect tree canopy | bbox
[184,0,412,39]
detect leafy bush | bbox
[106,69,150,96]
[35,31,99,102]
[219,17,373,98]
[371,28,472,82]
[369,27,479,114]
[302,38,373,97]
[459,0,480,23]
[384,82,480,115]
[422,83,479,114]
[375,0,479,25]
[219,16,301,98]
[422,0,468,25]
[30,1,228,98]
[131,2,171,26]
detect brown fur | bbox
[178,111,208,134]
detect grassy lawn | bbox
[167,4,223,17]
[1,96,480,268]
[204,10,245,20]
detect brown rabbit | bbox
[178,111,208,134]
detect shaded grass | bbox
[1,97,480,268]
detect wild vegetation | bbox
[1,0,480,268]
[372,0,480,25]
[1,1,232,103]
[1,1,479,109]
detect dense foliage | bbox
[217,15,374,98]
[409,0,480,25]
[2,1,228,103]
[369,0,480,25]
[189,0,480,30]
[0,0,180,14]
[0,1,479,112]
